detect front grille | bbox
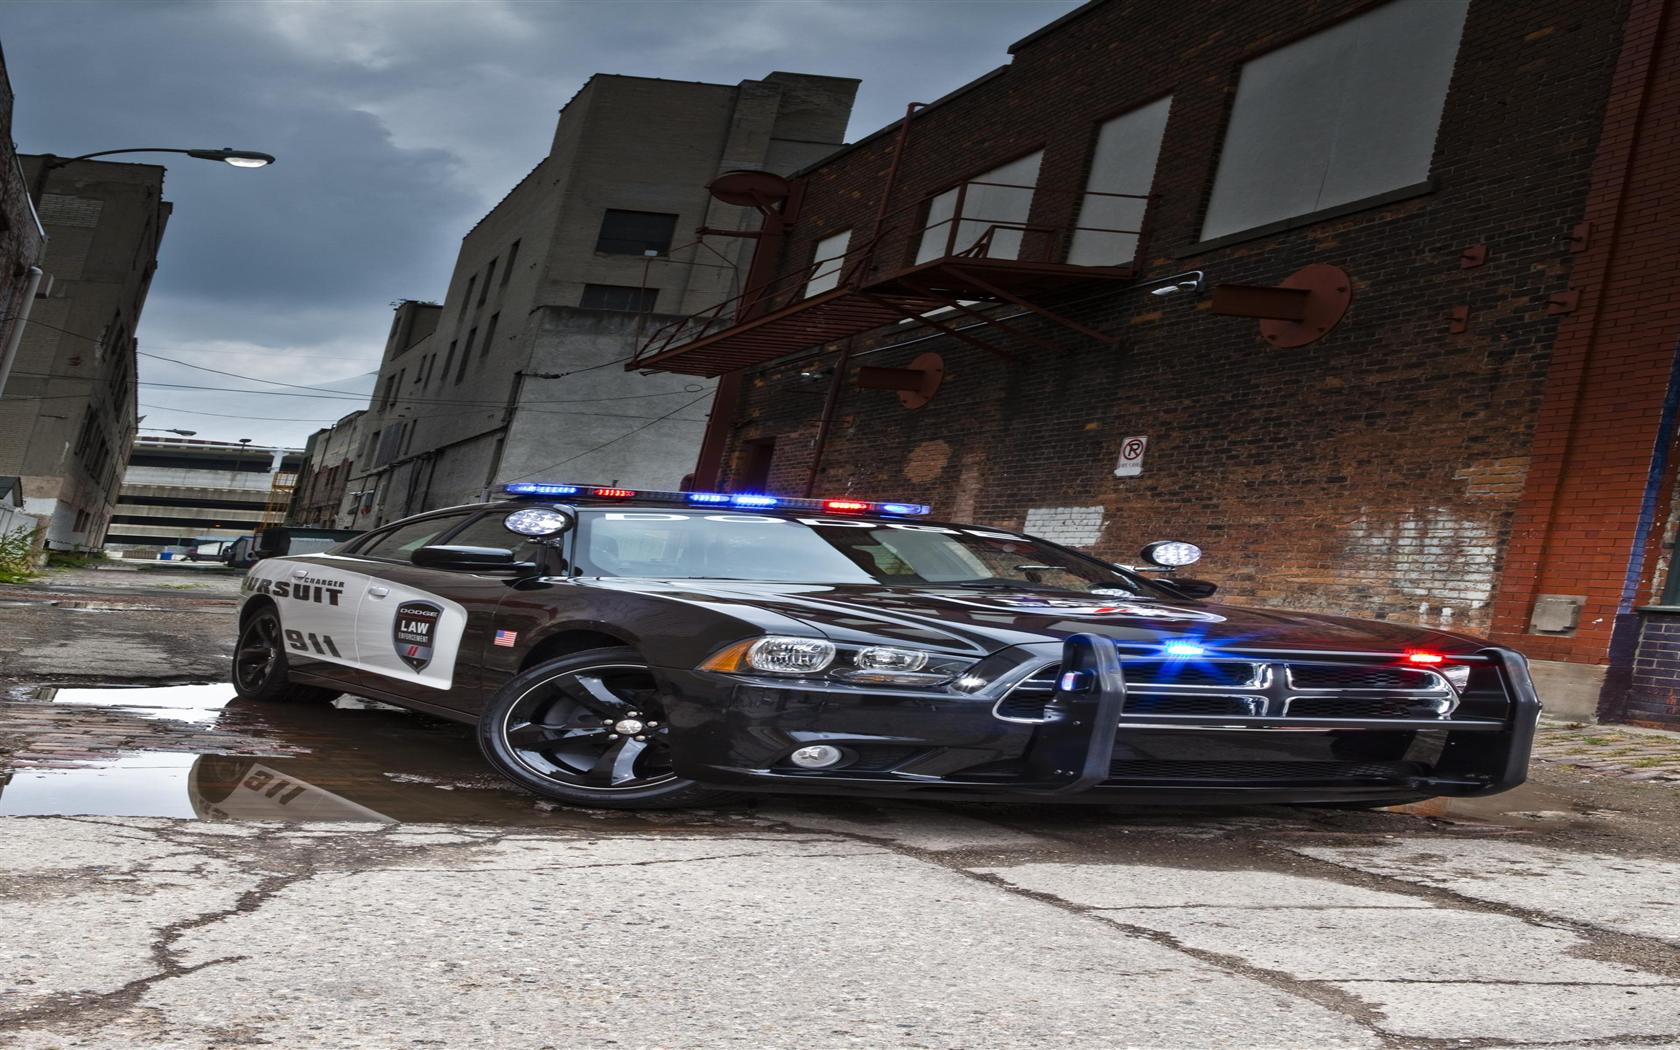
[1287,696,1453,720]
[993,648,1466,725]
[1288,665,1441,690]
[1124,661,1259,687]
[1107,759,1421,782]
[1122,694,1266,717]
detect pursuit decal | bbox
[243,575,345,606]
[394,601,444,671]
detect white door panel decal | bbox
[353,580,467,691]
[239,555,365,669]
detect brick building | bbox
[631,0,1680,725]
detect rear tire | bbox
[478,646,732,810]
[231,607,341,703]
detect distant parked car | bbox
[223,536,258,569]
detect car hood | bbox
[581,578,1490,656]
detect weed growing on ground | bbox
[46,550,105,569]
[0,526,41,584]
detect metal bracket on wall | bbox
[856,352,944,410]
[1460,244,1487,268]
[1569,222,1592,253]
[1547,290,1581,315]
[1449,305,1471,334]
[1211,263,1353,348]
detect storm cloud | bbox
[0,0,1078,446]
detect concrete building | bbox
[106,436,302,553]
[633,0,1680,726]
[287,409,368,528]
[0,43,47,409]
[0,155,168,550]
[345,72,857,526]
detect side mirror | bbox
[1156,577,1218,600]
[411,545,537,573]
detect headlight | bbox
[700,637,971,687]
[745,636,836,674]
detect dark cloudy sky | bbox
[0,0,1080,448]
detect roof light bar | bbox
[501,482,930,516]
[504,482,580,496]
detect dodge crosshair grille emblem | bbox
[393,601,443,671]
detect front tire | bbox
[231,607,341,703]
[477,646,731,810]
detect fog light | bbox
[789,744,844,769]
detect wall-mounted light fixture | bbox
[1148,270,1205,297]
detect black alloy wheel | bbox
[230,607,339,703]
[478,646,730,810]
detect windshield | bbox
[575,510,1147,593]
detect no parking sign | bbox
[1114,435,1147,478]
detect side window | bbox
[356,514,472,560]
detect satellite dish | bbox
[708,170,791,208]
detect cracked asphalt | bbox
[4,568,1680,1048]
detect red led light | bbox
[592,487,635,498]
[1405,650,1445,665]
[823,499,872,513]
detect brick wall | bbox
[1625,613,1680,726]
[714,0,1631,639]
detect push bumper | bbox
[656,634,1542,804]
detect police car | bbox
[233,483,1540,810]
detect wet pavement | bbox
[7,682,1680,1046]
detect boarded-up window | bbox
[580,284,659,312]
[917,151,1044,263]
[1200,0,1468,241]
[1067,97,1172,267]
[595,210,678,255]
[804,229,852,297]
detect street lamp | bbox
[30,145,276,204]
[139,427,197,437]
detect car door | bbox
[348,510,543,709]
[242,551,367,675]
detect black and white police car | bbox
[234,482,1540,809]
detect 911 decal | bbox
[284,629,342,656]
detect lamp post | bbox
[29,146,276,206]
[138,427,197,437]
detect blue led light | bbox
[505,482,579,496]
[731,494,779,507]
[687,492,731,504]
[878,502,931,516]
[1163,641,1205,658]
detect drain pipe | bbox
[0,266,45,398]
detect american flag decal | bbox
[493,629,518,648]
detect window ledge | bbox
[1175,179,1438,258]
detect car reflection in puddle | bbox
[0,683,615,825]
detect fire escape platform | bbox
[631,256,1137,378]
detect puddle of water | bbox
[0,682,637,826]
